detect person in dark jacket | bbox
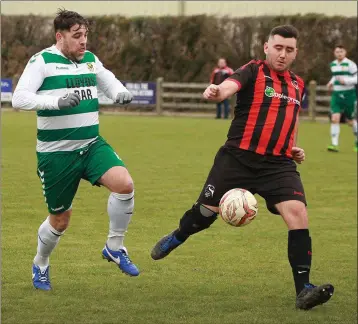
[210,58,234,119]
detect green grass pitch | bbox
[1,111,357,324]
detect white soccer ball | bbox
[219,188,258,227]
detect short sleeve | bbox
[225,61,256,91]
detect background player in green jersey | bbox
[326,45,357,152]
[12,9,140,291]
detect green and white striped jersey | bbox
[329,57,357,92]
[12,45,129,153]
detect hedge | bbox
[1,14,357,84]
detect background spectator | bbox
[210,58,234,119]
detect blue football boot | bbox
[151,231,184,260]
[102,245,140,277]
[32,264,51,291]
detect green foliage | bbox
[1,14,357,83]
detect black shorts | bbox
[197,145,307,215]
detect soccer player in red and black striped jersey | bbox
[151,25,334,310]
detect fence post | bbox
[156,77,163,115]
[308,80,317,122]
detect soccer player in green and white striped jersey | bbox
[12,9,140,291]
[327,45,357,152]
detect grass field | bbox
[1,111,357,324]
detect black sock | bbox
[174,204,217,242]
[173,229,188,242]
[288,229,312,296]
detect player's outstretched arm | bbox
[203,62,253,102]
[95,55,133,105]
[203,80,240,102]
[12,55,61,110]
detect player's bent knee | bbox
[111,175,134,194]
[202,204,219,214]
[49,210,71,232]
[100,166,134,194]
[331,115,340,124]
[291,203,307,220]
[118,179,134,194]
[278,201,308,229]
[179,203,218,236]
[117,168,134,193]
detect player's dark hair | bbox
[269,25,299,40]
[54,8,90,32]
[334,45,345,50]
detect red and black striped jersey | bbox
[225,60,305,158]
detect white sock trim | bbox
[46,217,64,236]
[111,191,134,200]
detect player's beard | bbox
[62,42,83,63]
[275,62,288,72]
[267,56,291,72]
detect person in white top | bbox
[326,45,357,152]
[12,9,140,291]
